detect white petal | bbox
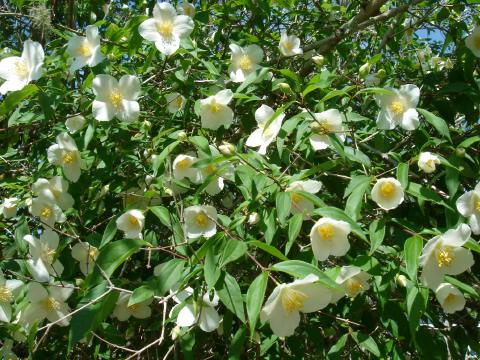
[198,306,220,332]
[138,18,163,42]
[92,74,117,100]
[0,303,12,322]
[93,100,116,122]
[119,75,141,100]
[214,89,233,105]
[442,224,471,247]
[177,304,197,327]
[401,108,420,130]
[309,134,330,150]
[456,191,474,217]
[117,100,140,123]
[399,84,420,108]
[173,15,194,37]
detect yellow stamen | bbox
[195,212,208,227]
[177,159,190,170]
[109,88,123,108]
[443,293,456,305]
[389,101,404,115]
[0,286,13,303]
[88,247,98,260]
[40,207,52,219]
[436,247,454,268]
[205,164,216,174]
[239,55,252,71]
[281,287,307,314]
[43,296,60,311]
[128,303,139,311]
[317,223,335,241]
[77,43,92,57]
[291,192,302,204]
[283,40,293,51]
[346,279,363,296]
[62,151,75,165]
[15,61,28,77]
[475,36,480,50]
[175,96,184,108]
[156,21,173,37]
[311,121,330,135]
[210,101,221,113]
[426,159,434,168]
[129,215,139,226]
[380,181,395,198]
[475,199,480,212]
[41,245,55,264]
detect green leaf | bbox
[128,286,154,306]
[237,67,269,93]
[327,333,348,358]
[228,326,247,360]
[369,218,386,255]
[246,272,268,336]
[149,206,172,227]
[189,136,211,155]
[407,182,454,211]
[396,162,409,188]
[351,332,380,357]
[154,258,185,295]
[345,176,370,220]
[99,217,118,248]
[417,108,451,142]
[220,239,247,267]
[276,192,292,225]
[0,84,38,115]
[216,272,245,322]
[204,245,221,288]
[286,213,303,255]
[406,285,428,334]
[314,206,367,241]
[89,239,146,285]
[344,146,371,167]
[404,236,423,280]
[248,240,289,261]
[84,123,95,149]
[153,140,180,175]
[271,260,336,287]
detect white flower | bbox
[138,2,194,56]
[456,181,480,234]
[336,266,371,298]
[309,109,345,151]
[71,242,98,275]
[279,33,303,57]
[112,292,152,321]
[19,282,73,328]
[172,287,221,332]
[403,18,415,41]
[218,142,235,156]
[198,146,234,196]
[1,197,19,219]
[92,74,141,122]
[418,152,440,174]
[371,177,404,210]
[246,105,285,155]
[32,176,74,210]
[286,180,322,216]
[165,92,186,113]
[47,132,83,182]
[260,274,331,337]
[199,89,234,130]
[173,154,202,183]
[248,212,260,225]
[177,1,195,18]
[0,272,23,323]
[0,40,44,94]
[66,25,104,72]
[24,229,64,282]
[228,44,263,83]
[435,283,466,314]
[65,115,86,134]
[183,205,217,239]
[309,217,351,261]
[420,224,474,290]
[116,209,145,239]
[29,197,66,227]
[374,85,420,130]
[465,25,480,58]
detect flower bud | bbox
[377,69,387,78]
[248,212,260,225]
[359,63,371,78]
[312,55,324,66]
[219,142,235,156]
[278,82,291,91]
[143,120,152,130]
[178,131,187,140]
[455,147,465,158]
[395,274,408,288]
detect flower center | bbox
[291,192,302,204]
[128,303,140,311]
[15,60,29,78]
[239,55,252,71]
[0,286,13,303]
[311,121,330,135]
[475,36,480,50]
[62,151,76,164]
[156,20,174,37]
[426,159,434,168]
[41,245,55,264]
[109,88,123,108]
[129,215,139,226]
[476,199,480,212]
[184,6,194,17]
[389,101,404,115]
[206,164,216,174]
[380,181,395,198]
[210,101,221,113]
[177,158,190,170]
[175,96,184,108]
[195,212,208,227]
[346,279,363,296]
[40,206,52,219]
[443,293,456,305]
[283,40,293,50]
[43,296,60,311]
[317,223,335,241]
[88,247,98,260]
[281,287,307,314]
[436,246,454,268]
[77,42,92,57]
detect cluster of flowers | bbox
[0,1,479,340]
